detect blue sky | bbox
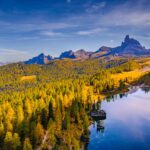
[0,0,150,62]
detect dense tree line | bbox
[0,58,145,149]
[138,72,150,85]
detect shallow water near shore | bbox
[88,87,150,150]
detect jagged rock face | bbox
[24,53,53,64]
[122,35,141,47]
[74,49,93,59]
[88,35,150,58]
[59,50,76,59]
[24,35,150,64]
[59,49,92,59]
[91,46,112,58]
[109,35,150,56]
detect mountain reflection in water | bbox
[87,87,150,150]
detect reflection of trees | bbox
[93,117,105,133]
[141,87,150,93]
[91,102,106,133]
[97,120,105,133]
[119,93,126,99]
[92,101,101,110]
[106,92,128,102]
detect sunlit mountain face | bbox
[24,35,150,64]
[0,0,150,63]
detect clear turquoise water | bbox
[88,87,150,150]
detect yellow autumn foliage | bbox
[111,69,147,88]
[20,75,36,81]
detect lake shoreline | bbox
[87,85,150,150]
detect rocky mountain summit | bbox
[24,35,150,64]
[24,53,53,65]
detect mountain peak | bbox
[24,35,150,64]
[38,53,45,57]
[124,35,130,42]
[24,53,53,64]
[76,49,86,53]
[59,50,75,59]
[121,35,141,48]
[74,49,93,59]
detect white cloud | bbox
[0,49,28,54]
[85,2,106,13]
[0,0,150,45]
[0,48,30,62]
[110,39,114,44]
[76,28,107,35]
[0,21,75,33]
[98,10,150,27]
[0,1,149,39]
[40,31,63,37]
[68,1,150,29]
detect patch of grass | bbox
[111,70,146,87]
[20,75,36,81]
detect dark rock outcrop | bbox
[24,53,53,65]
[24,35,150,64]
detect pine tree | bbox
[20,120,29,143]
[12,133,21,150]
[34,122,44,144]
[63,111,70,130]
[23,138,33,150]
[41,108,48,129]
[48,101,54,121]
[4,131,13,150]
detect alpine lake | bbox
[87,86,150,150]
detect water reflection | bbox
[106,93,128,102]
[96,120,105,133]
[141,86,150,93]
[88,87,150,150]
[91,102,106,133]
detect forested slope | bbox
[0,58,149,150]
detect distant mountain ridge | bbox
[59,49,93,60]
[107,35,150,56]
[24,35,150,64]
[24,53,53,64]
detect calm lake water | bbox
[88,87,150,150]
